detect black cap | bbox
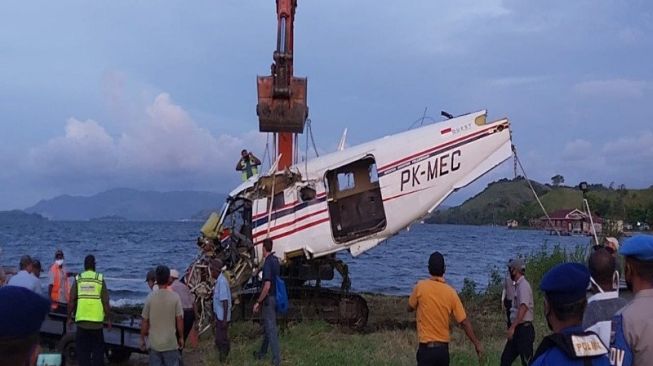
[146,270,156,282]
[55,249,64,259]
[428,251,445,276]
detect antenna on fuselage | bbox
[337,128,348,151]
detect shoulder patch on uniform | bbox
[571,333,608,357]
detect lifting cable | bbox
[306,118,320,157]
[512,145,561,237]
[262,133,272,171]
[304,119,310,177]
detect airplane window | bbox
[299,186,316,201]
[337,172,355,191]
[368,163,379,183]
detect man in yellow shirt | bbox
[408,251,483,366]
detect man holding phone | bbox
[235,149,261,181]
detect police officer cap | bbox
[0,286,50,338]
[540,263,590,305]
[619,235,653,261]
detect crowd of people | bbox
[1,234,652,366]
[0,239,285,366]
[408,235,653,366]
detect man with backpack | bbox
[253,238,281,366]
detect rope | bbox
[513,145,560,237]
[307,119,319,157]
[407,115,438,130]
[304,120,310,177]
[266,158,278,238]
[583,198,600,245]
[262,133,272,170]
[294,133,299,164]
[419,107,428,126]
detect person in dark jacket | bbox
[252,239,281,366]
[531,263,610,366]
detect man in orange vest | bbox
[48,249,71,312]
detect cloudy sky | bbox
[1,1,652,210]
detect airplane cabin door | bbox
[325,156,387,243]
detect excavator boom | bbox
[257,0,308,170]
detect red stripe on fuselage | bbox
[252,192,327,219]
[253,209,328,239]
[382,187,431,203]
[377,124,501,174]
[254,217,330,245]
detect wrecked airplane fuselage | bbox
[187,110,513,332]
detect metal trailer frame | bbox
[40,310,146,364]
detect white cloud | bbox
[29,118,117,175]
[556,132,653,188]
[603,132,653,163]
[561,139,593,161]
[574,79,650,99]
[27,92,265,193]
[486,76,548,87]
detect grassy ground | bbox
[119,245,585,366]
[187,245,584,366]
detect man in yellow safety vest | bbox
[67,255,111,366]
[235,149,261,181]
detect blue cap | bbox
[620,235,653,261]
[540,263,590,305]
[0,286,50,338]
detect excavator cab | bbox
[257,0,308,134]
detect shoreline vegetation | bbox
[427,177,653,227]
[114,244,588,365]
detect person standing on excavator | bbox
[236,149,261,181]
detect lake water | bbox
[0,221,591,305]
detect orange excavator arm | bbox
[257,0,308,171]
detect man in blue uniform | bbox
[531,263,610,365]
[252,238,281,366]
[610,235,653,366]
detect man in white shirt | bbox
[211,259,232,362]
[7,255,42,295]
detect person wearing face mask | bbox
[610,235,653,366]
[582,246,627,347]
[500,258,535,366]
[531,263,610,365]
[48,249,71,311]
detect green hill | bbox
[427,178,653,226]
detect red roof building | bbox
[538,208,603,235]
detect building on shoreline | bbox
[534,208,603,235]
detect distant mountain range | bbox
[0,210,48,223]
[24,188,227,221]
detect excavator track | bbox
[232,285,369,331]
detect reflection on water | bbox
[0,221,590,303]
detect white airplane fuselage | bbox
[221,110,512,266]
